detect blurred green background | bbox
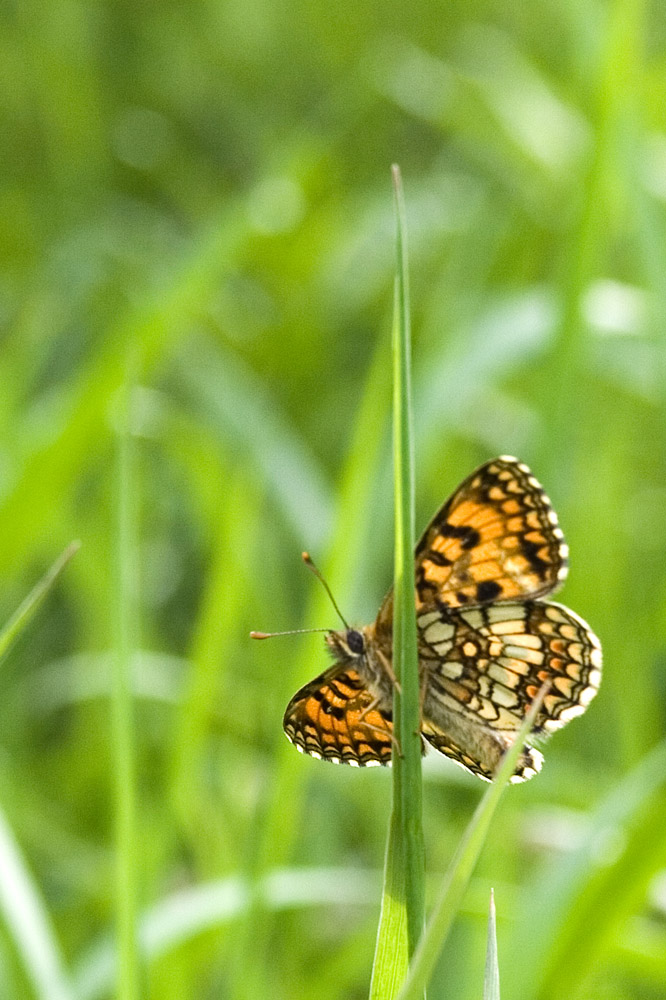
[2,1,666,998]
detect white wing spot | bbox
[418,610,441,629]
[486,604,527,624]
[424,620,456,644]
[440,660,464,679]
[491,684,519,708]
[460,609,485,630]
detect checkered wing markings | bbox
[283,666,393,766]
[419,601,602,740]
[409,457,568,614]
[420,725,544,784]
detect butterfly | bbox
[279,457,602,782]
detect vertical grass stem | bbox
[369,165,425,998]
[114,366,140,1000]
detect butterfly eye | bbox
[346,630,365,655]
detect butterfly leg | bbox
[368,724,401,757]
[356,695,402,756]
[375,646,402,693]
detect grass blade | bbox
[0,545,80,1000]
[391,166,425,954]
[369,813,410,1000]
[0,541,80,663]
[370,165,424,998]
[0,805,75,1000]
[113,367,140,999]
[396,684,549,1000]
[483,889,500,1000]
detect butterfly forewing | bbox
[407,457,567,618]
[283,666,394,766]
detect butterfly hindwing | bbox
[283,665,393,766]
[417,599,601,779]
[420,724,544,783]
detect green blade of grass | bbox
[483,889,500,1000]
[0,541,80,664]
[370,165,424,999]
[392,165,425,954]
[0,546,79,1000]
[113,366,140,999]
[396,685,549,1000]
[369,813,410,1000]
[0,804,75,1000]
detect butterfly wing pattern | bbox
[376,456,569,631]
[281,457,601,781]
[283,666,393,765]
[417,599,600,781]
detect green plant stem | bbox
[114,371,140,1000]
[370,165,424,999]
[391,165,425,953]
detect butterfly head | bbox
[326,627,367,661]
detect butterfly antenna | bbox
[250,627,330,640]
[301,551,350,630]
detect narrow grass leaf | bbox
[0,541,79,999]
[396,684,549,1000]
[0,541,80,664]
[369,815,410,1000]
[0,803,74,1000]
[391,167,425,955]
[483,889,500,1000]
[370,164,424,998]
[113,368,140,1000]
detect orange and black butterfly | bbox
[263,458,601,782]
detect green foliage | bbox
[2,1,666,998]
